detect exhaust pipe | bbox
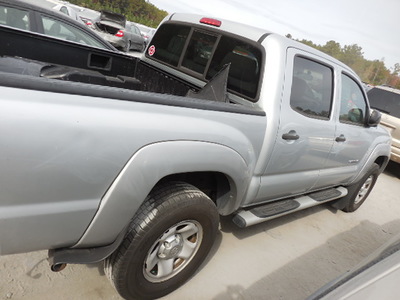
[50,263,67,272]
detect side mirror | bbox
[368,109,381,127]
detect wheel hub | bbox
[158,234,183,259]
[143,219,204,283]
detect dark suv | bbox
[368,86,400,168]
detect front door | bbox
[318,72,373,186]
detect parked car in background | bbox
[127,21,147,51]
[77,7,100,28]
[53,2,82,24]
[0,0,116,51]
[93,10,145,52]
[367,86,400,173]
[136,23,156,47]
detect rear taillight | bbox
[86,21,92,26]
[200,17,221,27]
[115,30,124,37]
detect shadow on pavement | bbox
[213,219,400,300]
[384,161,400,179]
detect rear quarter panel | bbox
[0,81,266,254]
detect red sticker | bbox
[148,45,156,56]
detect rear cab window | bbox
[147,22,263,101]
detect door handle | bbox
[335,134,346,142]
[282,130,299,141]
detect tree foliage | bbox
[67,0,168,27]
[290,36,400,89]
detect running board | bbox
[232,187,348,228]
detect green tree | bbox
[320,40,342,59]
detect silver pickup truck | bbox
[0,7,391,300]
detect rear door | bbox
[255,49,336,202]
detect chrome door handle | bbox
[282,130,299,141]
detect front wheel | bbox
[341,163,380,212]
[105,182,219,300]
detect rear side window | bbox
[0,5,29,30]
[368,88,400,118]
[147,23,262,101]
[290,56,333,119]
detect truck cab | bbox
[142,13,389,218]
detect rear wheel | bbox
[105,182,219,300]
[341,163,380,212]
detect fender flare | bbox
[350,142,390,184]
[74,140,250,247]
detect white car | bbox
[53,3,82,23]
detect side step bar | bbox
[232,187,348,228]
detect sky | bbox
[149,0,400,70]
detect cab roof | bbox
[168,13,272,43]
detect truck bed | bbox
[0,25,196,97]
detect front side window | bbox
[0,5,29,30]
[290,56,333,119]
[41,16,107,49]
[340,74,367,125]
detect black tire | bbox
[341,163,380,212]
[105,182,219,300]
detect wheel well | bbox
[158,172,235,213]
[375,156,389,172]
